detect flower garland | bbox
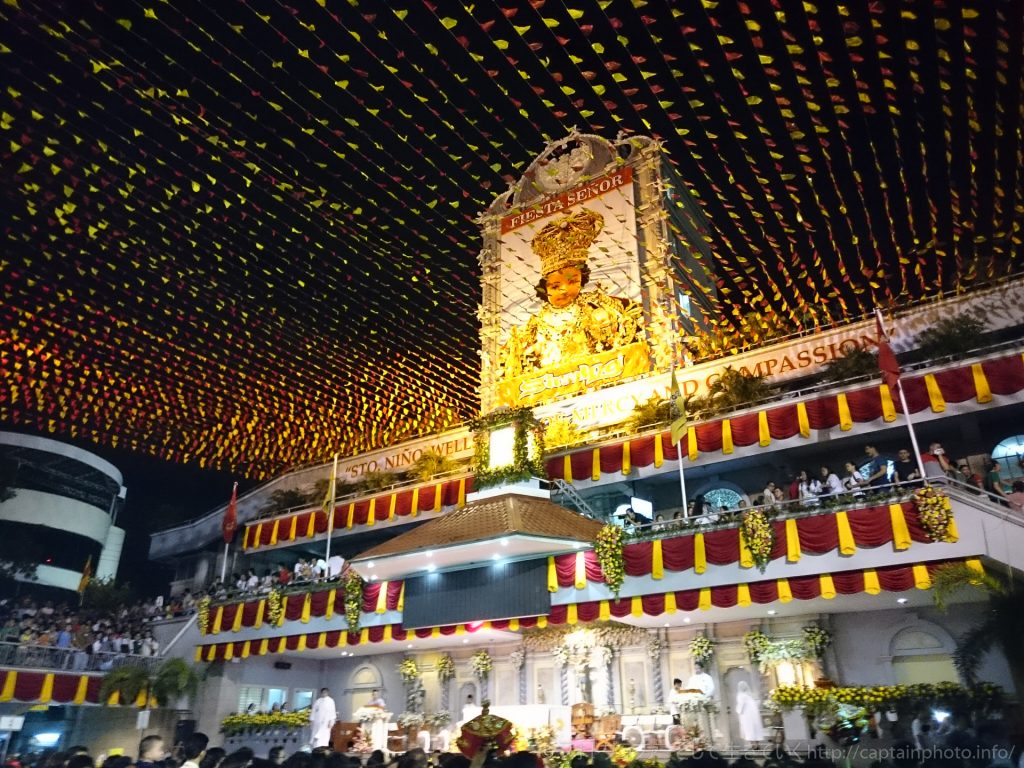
[196,596,211,634]
[343,571,364,633]
[470,649,493,680]
[740,507,775,572]
[266,589,283,626]
[398,712,426,729]
[595,524,626,595]
[647,636,664,662]
[437,653,455,683]
[398,657,420,684]
[913,487,955,541]
[743,630,770,664]
[689,635,714,666]
[770,682,1005,716]
[802,626,833,658]
[220,711,309,735]
[470,407,546,489]
[509,648,525,671]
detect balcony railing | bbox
[0,642,163,673]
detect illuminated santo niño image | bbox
[500,207,646,378]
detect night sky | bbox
[2,0,1022,550]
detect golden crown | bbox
[530,208,605,276]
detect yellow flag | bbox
[669,368,688,445]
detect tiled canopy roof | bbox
[352,493,604,561]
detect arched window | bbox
[704,487,743,512]
[889,626,958,685]
[991,435,1024,484]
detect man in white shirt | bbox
[686,663,715,698]
[309,687,337,748]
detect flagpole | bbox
[875,309,928,484]
[676,447,689,518]
[670,367,690,518]
[221,481,237,583]
[324,454,339,566]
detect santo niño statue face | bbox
[544,265,584,308]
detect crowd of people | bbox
[628,442,1023,533]
[7,730,1024,768]
[205,556,347,602]
[0,597,161,670]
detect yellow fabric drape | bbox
[836,393,852,431]
[567,604,578,625]
[722,419,734,454]
[835,511,856,555]
[971,363,993,403]
[458,478,467,507]
[206,645,217,662]
[820,574,836,599]
[367,497,376,526]
[301,593,312,623]
[193,647,203,662]
[665,592,677,613]
[0,672,16,702]
[592,449,601,482]
[73,675,90,704]
[737,583,751,607]
[434,483,443,512]
[548,556,558,592]
[508,618,519,631]
[346,502,355,529]
[224,644,234,661]
[687,426,698,461]
[411,488,419,517]
[654,434,664,467]
[359,628,370,644]
[889,504,912,550]
[564,455,573,483]
[599,601,611,621]
[254,600,265,628]
[376,581,389,613]
[397,583,405,611]
[288,516,298,541]
[863,569,881,595]
[389,492,397,520]
[797,402,810,437]
[777,579,792,603]
[325,590,336,619]
[108,691,120,706]
[38,674,54,703]
[698,588,712,611]
[694,533,706,574]
[537,616,548,628]
[575,552,587,589]
[879,384,897,422]
[269,519,280,545]
[622,442,631,475]
[785,518,801,562]
[913,564,932,589]
[232,603,244,632]
[738,530,753,569]
[241,640,251,659]
[259,638,269,655]
[925,374,946,412]
[306,513,316,539]
[383,625,393,642]
[211,606,223,634]
[652,540,664,580]
[758,410,771,446]
[252,523,263,549]
[966,558,985,576]
[631,597,643,617]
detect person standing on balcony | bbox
[819,466,843,497]
[864,445,892,488]
[894,449,921,485]
[920,442,952,480]
[983,458,1009,502]
[796,470,822,505]
[842,462,866,497]
[1005,480,1024,514]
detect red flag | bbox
[222,482,238,544]
[875,309,901,393]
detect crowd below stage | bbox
[0,596,162,670]
[6,727,1024,768]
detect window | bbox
[293,689,314,711]
[991,435,1024,483]
[704,488,742,512]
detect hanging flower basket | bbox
[266,589,283,626]
[595,524,625,595]
[740,507,775,572]
[398,657,420,684]
[913,487,955,542]
[689,635,714,666]
[802,626,833,658]
[437,653,456,683]
[196,596,211,634]
[470,649,492,680]
[344,571,364,633]
[743,630,770,665]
